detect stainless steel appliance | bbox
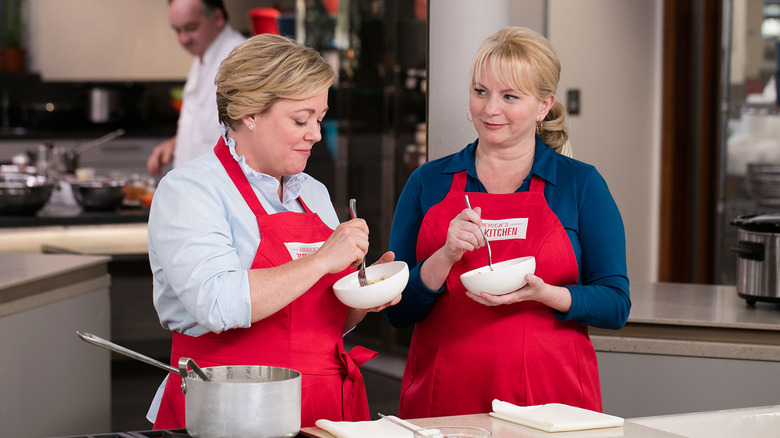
[730,213,780,305]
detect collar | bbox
[219,126,307,204]
[201,25,235,66]
[442,136,559,187]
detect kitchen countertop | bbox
[0,222,149,255]
[301,404,780,438]
[590,282,780,361]
[0,251,110,317]
[301,413,683,437]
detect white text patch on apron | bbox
[284,241,325,260]
[481,218,528,241]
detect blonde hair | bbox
[215,34,336,128]
[470,27,569,151]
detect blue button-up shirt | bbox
[385,137,630,330]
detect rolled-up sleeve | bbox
[149,163,253,336]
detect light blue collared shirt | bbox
[146,131,340,422]
[148,131,340,337]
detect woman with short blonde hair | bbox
[149,34,398,430]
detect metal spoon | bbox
[378,413,441,436]
[464,194,493,271]
[76,331,209,381]
[348,198,369,287]
[377,413,421,433]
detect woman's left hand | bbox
[464,273,572,313]
[342,251,402,332]
[361,250,402,312]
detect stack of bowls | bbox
[746,163,780,207]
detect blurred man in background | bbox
[147,0,245,176]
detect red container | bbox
[250,8,281,35]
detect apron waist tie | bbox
[338,344,377,421]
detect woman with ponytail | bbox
[386,27,630,417]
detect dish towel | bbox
[490,399,624,432]
[315,416,418,438]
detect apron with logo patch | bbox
[154,138,375,429]
[398,171,601,418]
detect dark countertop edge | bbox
[0,209,149,228]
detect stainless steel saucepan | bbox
[64,128,125,173]
[77,331,301,438]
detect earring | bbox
[248,124,255,131]
[466,111,472,122]
[536,121,543,135]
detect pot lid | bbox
[730,213,780,232]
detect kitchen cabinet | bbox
[0,252,111,437]
[0,224,171,357]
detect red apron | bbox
[154,138,376,429]
[398,171,601,418]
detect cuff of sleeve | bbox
[214,270,254,332]
[409,259,446,295]
[553,285,579,322]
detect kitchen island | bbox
[590,282,780,418]
[301,404,780,437]
[352,281,780,423]
[0,252,112,437]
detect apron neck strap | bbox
[450,171,468,192]
[214,139,313,216]
[529,174,545,192]
[214,138,269,217]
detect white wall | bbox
[548,0,662,283]
[428,0,663,283]
[427,0,511,158]
[29,0,192,81]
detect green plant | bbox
[3,0,24,48]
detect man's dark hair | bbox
[168,0,229,22]
[202,0,229,21]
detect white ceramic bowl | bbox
[333,261,409,309]
[459,256,536,295]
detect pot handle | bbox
[730,241,765,261]
[178,357,210,381]
[177,357,210,395]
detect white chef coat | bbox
[172,25,245,168]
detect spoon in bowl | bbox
[464,194,493,271]
[349,198,369,287]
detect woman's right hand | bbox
[418,207,485,291]
[441,206,486,265]
[316,218,369,273]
